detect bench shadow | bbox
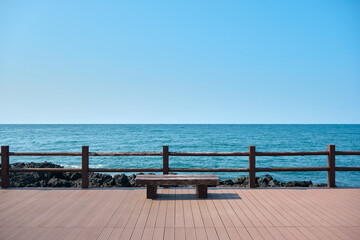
[156,193,241,200]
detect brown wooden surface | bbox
[169,168,249,172]
[10,150,360,156]
[335,151,360,155]
[89,168,163,172]
[328,145,336,187]
[163,146,169,175]
[249,146,256,188]
[256,167,330,172]
[89,152,163,156]
[2,145,360,191]
[1,146,9,188]
[169,152,249,156]
[336,167,360,171]
[162,146,170,188]
[136,175,220,179]
[10,152,82,156]
[0,188,359,240]
[136,175,219,186]
[147,185,157,199]
[9,168,82,172]
[82,146,89,188]
[196,185,207,198]
[256,151,329,156]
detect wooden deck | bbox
[0,188,359,240]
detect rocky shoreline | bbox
[0,162,327,188]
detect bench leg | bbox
[196,185,208,199]
[147,185,157,199]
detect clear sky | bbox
[0,0,359,124]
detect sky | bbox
[0,0,359,124]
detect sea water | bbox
[0,124,359,187]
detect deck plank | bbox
[195,228,207,239]
[241,190,283,227]
[205,228,219,240]
[228,188,264,227]
[236,228,253,240]
[182,189,195,228]
[210,189,234,228]
[97,227,115,240]
[165,189,176,228]
[198,197,214,228]
[264,189,319,227]
[174,188,185,228]
[152,227,164,240]
[106,189,137,227]
[0,188,359,240]
[164,227,175,240]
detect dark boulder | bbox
[264,174,273,181]
[114,174,130,187]
[294,181,312,187]
[48,178,71,187]
[268,180,276,187]
[220,179,234,186]
[234,176,246,185]
[3,162,328,189]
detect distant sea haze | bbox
[1,124,359,187]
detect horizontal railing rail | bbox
[1,145,359,188]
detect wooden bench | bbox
[135,174,219,199]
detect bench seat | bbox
[135,174,219,199]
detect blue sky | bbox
[0,0,359,124]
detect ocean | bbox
[0,124,359,187]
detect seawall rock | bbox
[0,162,327,188]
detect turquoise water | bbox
[0,124,359,187]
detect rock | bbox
[48,178,71,187]
[3,162,328,189]
[260,182,268,187]
[234,176,246,185]
[264,174,273,181]
[71,179,82,188]
[260,177,269,185]
[243,177,249,186]
[256,177,261,184]
[285,182,296,187]
[63,172,81,181]
[268,180,276,187]
[294,181,312,187]
[128,174,137,187]
[114,174,130,187]
[220,179,234,186]
[70,172,82,181]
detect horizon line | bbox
[0,123,359,125]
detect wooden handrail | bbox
[335,151,360,155]
[8,168,82,172]
[169,168,250,172]
[7,150,344,157]
[256,151,329,156]
[89,168,163,172]
[256,167,329,172]
[169,152,249,156]
[89,152,163,156]
[1,145,360,189]
[9,152,82,156]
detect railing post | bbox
[249,146,256,188]
[1,146,10,188]
[163,145,169,175]
[327,144,335,187]
[82,146,89,188]
[162,146,169,188]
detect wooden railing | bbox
[1,145,360,188]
